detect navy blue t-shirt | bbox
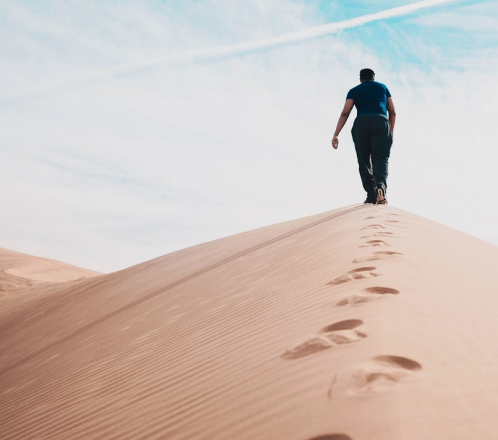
[346,81,391,117]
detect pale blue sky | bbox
[1,0,497,272]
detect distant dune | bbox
[0,247,101,293]
[2,205,498,440]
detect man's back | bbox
[332,69,396,204]
[346,81,391,117]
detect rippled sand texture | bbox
[2,205,498,440]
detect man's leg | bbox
[351,115,375,201]
[370,115,393,195]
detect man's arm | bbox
[332,99,354,149]
[387,97,396,133]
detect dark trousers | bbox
[351,113,393,197]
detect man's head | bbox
[360,68,375,82]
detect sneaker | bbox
[376,187,387,205]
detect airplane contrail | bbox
[18,0,461,96]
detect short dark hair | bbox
[360,68,375,81]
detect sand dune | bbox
[2,205,498,439]
[0,247,100,294]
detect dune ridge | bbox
[0,247,101,294]
[2,205,498,440]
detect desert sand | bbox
[0,247,100,293]
[2,204,498,440]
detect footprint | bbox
[374,251,402,257]
[359,239,389,248]
[361,224,385,230]
[319,319,364,333]
[364,216,376,219]
[280,336,334,359]
[373,231,395,237]
[362,232,396,239]
[383,219,408,228]
[327,267,378,285]
[363,286,399,295]
[349,355,422,395]
[336,286,399,306]
[308,435,353,440]
[348,267,378,279]
[281,320,367,359]
[353,251,403,263]
[374,355,422,371]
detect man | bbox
[332,68,396,204]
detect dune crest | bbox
[2,205,498,440]
[0,247,101,293]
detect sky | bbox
[1,0,498,273]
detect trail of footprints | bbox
[282,210,422,440]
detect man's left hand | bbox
[332,135,339,149]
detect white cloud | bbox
[408,0,498,31]
[5,0,463,97]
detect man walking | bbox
[332,68,396,204]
